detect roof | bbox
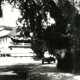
[0,25,13,30]
[0,29,10,38]
[0,26,16,38]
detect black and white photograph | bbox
[0,0,80,80]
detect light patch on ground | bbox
[73,76,80,80]
[42,64,56,67]
[62,73,73,76]
[0,71,17,75]
[0,57,41,66]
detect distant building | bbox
[0,26,13,48]
[0,26,33,57]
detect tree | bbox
[3,0,80,73]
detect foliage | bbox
[2,0,80,72]
[3,0,72,56]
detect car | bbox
[42,57,55,64]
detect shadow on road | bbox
[0,63,77,80]
[0,71,28,80]
[30,64,74,80]
[0,75,26,80]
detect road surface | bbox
[0,57,56,80]
[0,58,79,80]
[0,57,42,80]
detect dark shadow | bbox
[0,74,27,80]
[30,65,73,80]
[31,65,62,73]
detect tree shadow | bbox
[0,72,28,80]
[31,64,63,73]
[0,75,27,80]
[30,64,74,80]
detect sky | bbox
[0,2,21,27]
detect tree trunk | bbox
[55,0,80,73]
[57,49,73,72]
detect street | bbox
[0,57,41,80]
[0,57,80,80]
[0,57,56,80]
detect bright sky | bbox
[0,2,21,27]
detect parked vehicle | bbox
[42,51,56,64]
[42,57,55,64]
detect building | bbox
[0,26,33,57]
